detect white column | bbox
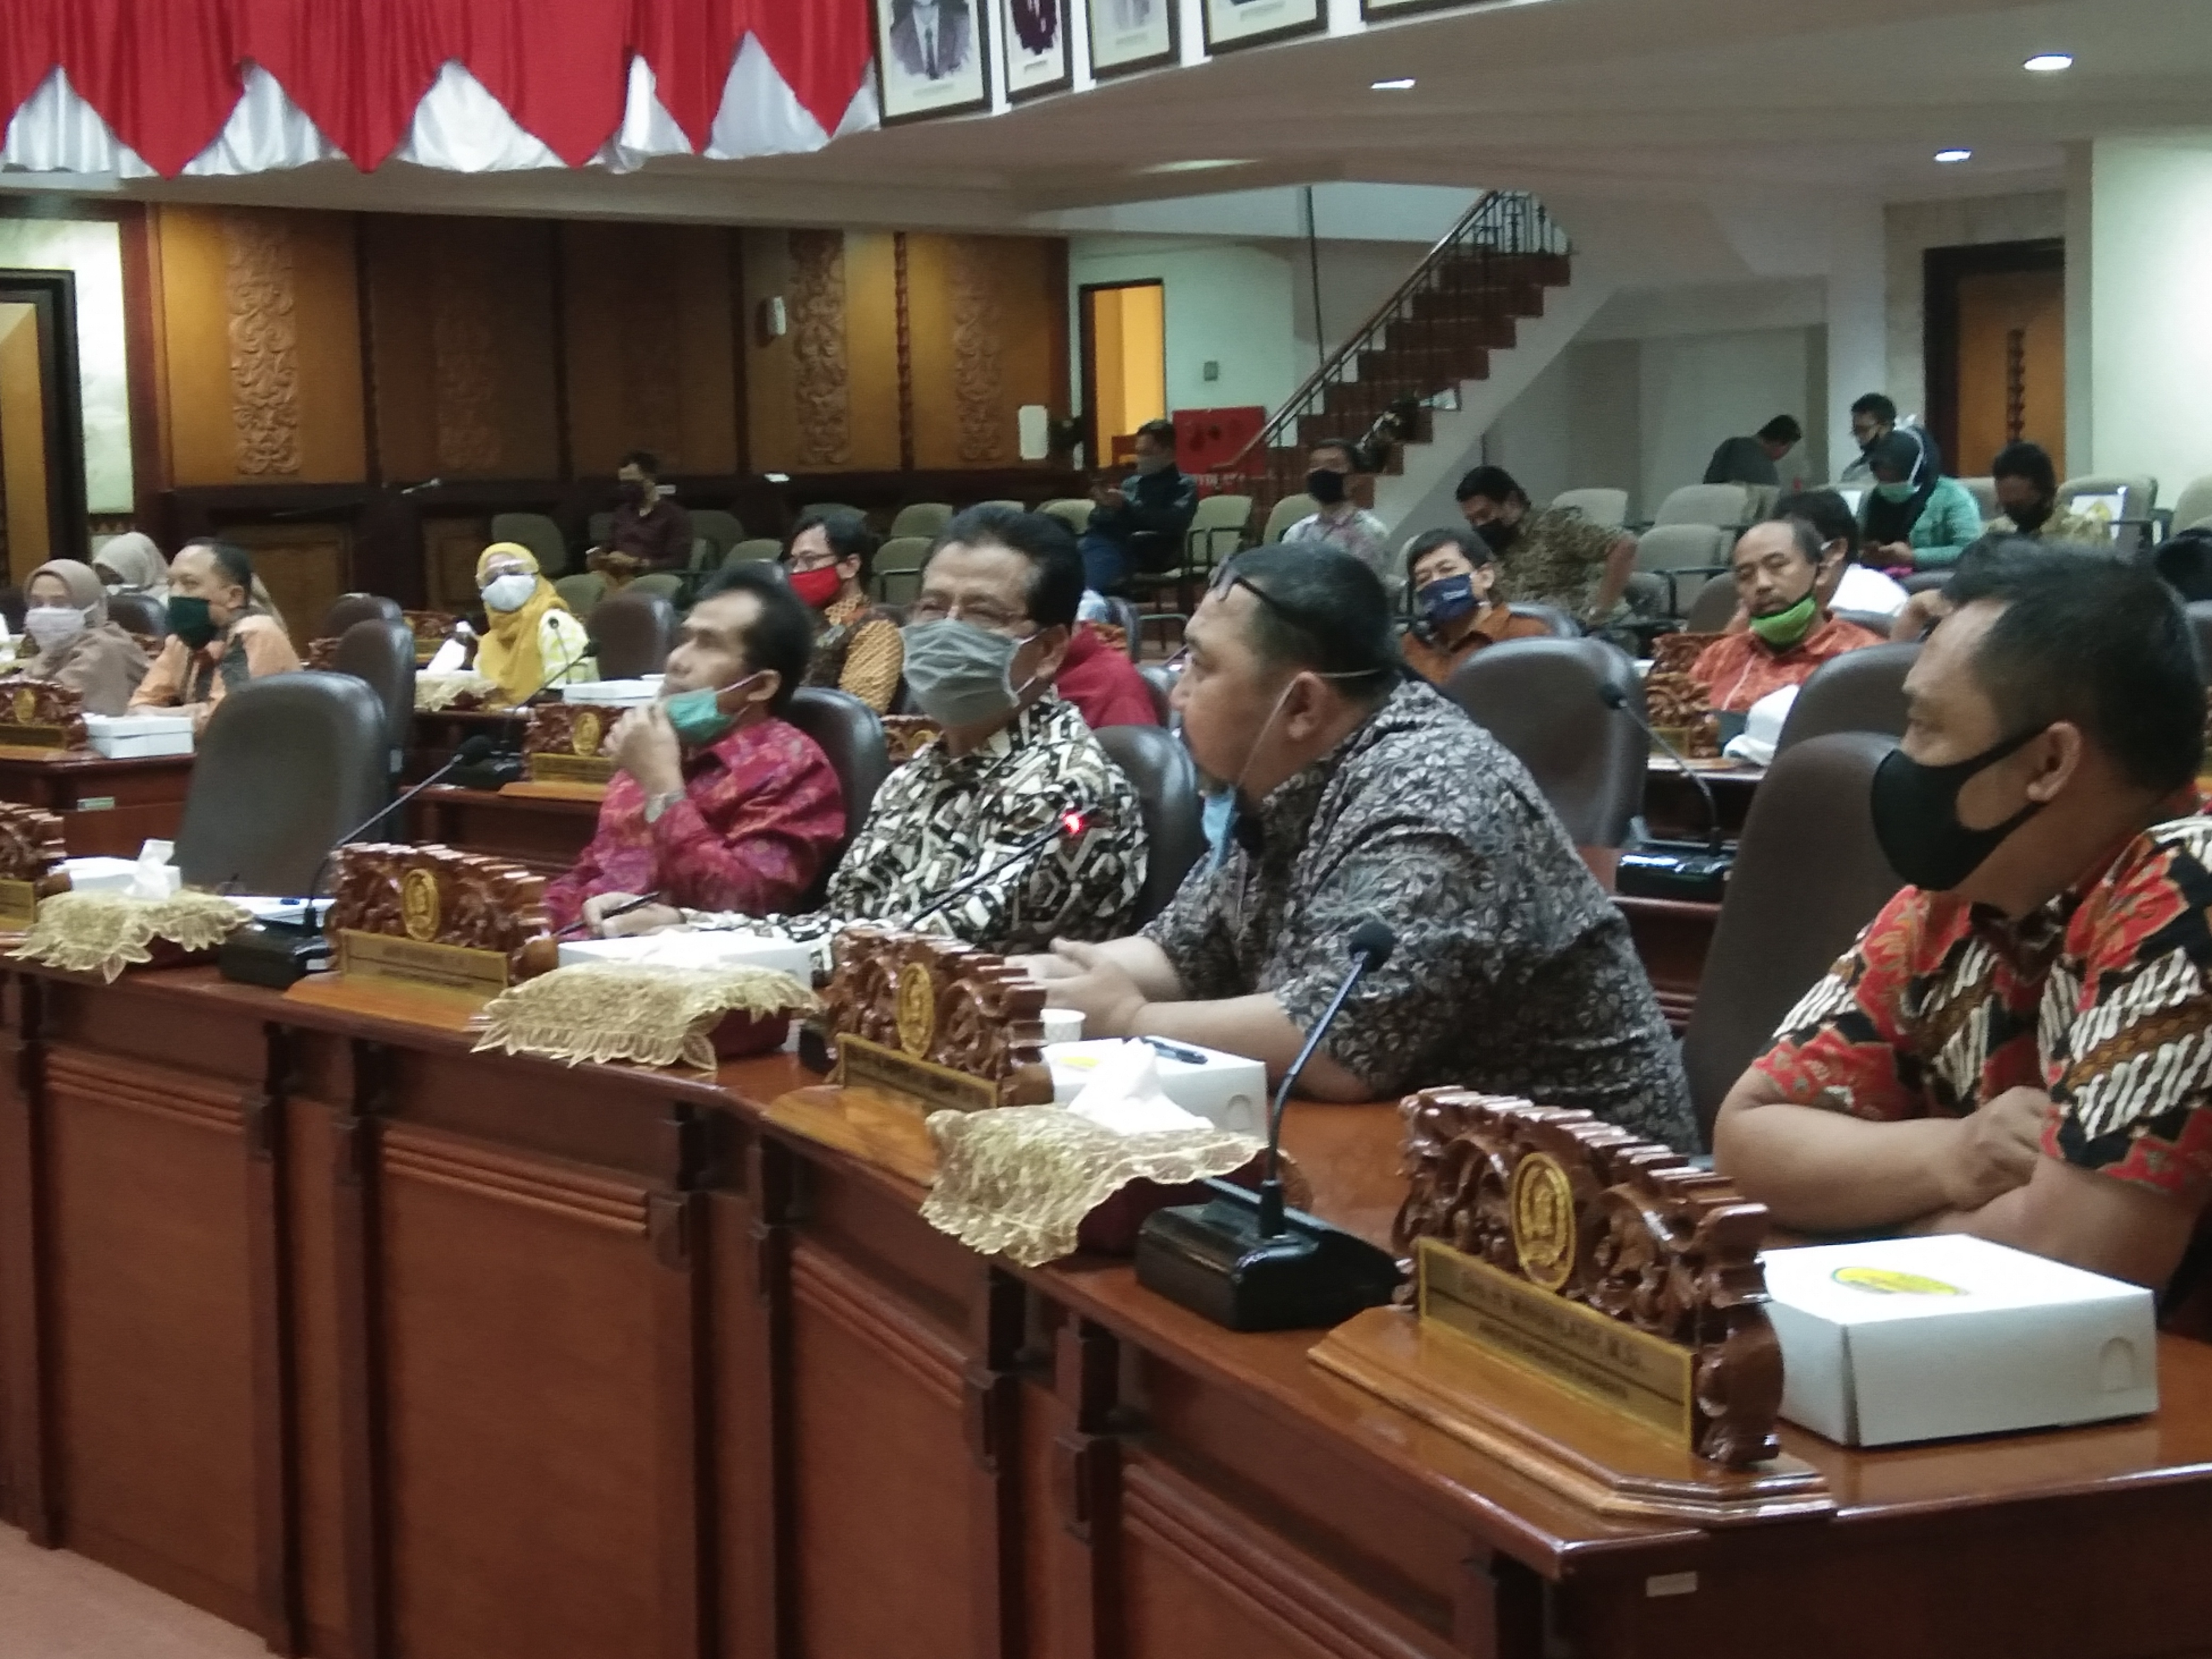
[1822,197,1888,484]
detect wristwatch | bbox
[643,790,684,825]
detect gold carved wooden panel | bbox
[430,238,503,476]
[789,230,851,468]
[948,238,1009,465]
[222,211,303,477]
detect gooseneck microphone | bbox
[1255,918,1395,1237]
[901,810,1089,932]
[1597,680,1722,853]
[1597,681,1733,901]
[301,734,501,936]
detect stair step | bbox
[1405,283,1546,325]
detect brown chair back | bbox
[324,592,403,638]
[1774,641,1918,752]
[1136,663,1177,726]
[108,591,168,641]
[176,673,390,895]
[784,687,891,909]
[1444,637,1646,847]
[1683,573,1738,634]
[586,588,676,680]
[1095,724,1204,925]
[1681,732,1903,1143]
[331,617,417,774]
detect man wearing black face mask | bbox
[586,449,694,579]
[1283,439,1395,598]
[1454,465,1640,626]
[1715,544,2212,1305]
[1986,440,2106,543]
[1079,419,1196,595]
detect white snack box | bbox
[559,678,660,708]
[1045,1038,1269,1135]
[59,856,143,894]
[557,931,815,983]
[83,713,195,759]
[1761,1235,2157,1447]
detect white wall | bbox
[2084,139,2212,500]
[1637,327,1820,513]
[0,217,130,513]
[1066,240,1300,420]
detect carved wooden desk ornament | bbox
[770,927,1053,1184]
[0,678,90,756]
[1311,1090,1827,1523]
[403,610,462,665]
[0,802,70,931]
[284,842,558,1028]
[508,702,630,797]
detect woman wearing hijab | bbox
[1861,428,1984,571]
[474,543,591,705]
[91,532,170,600]
[20,559,152,715]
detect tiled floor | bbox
[0,1527,261,1658]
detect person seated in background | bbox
[1078,417,1197,595]
[783,509,903,713]
[1772,489,1909,620]
[586,449,693,579]
[19,560,150,715]
[1987,440,2106,543]
[1690,521,1886,714]
[618,504,1147,951]
[474,543,591,704]
[1704,415,1802,488]
[2153,529,2212,604]
[1713,546,2212,1297]
[1861,429,1984,571]
[1398,528,1551,686]
[91,532,170,600]
[1030,512,1158,729]
[1020,546,1695,1135]
[130,540,300,728]
[1455,465,1641,628]
[545,566,847,934]
[1840,392,1899,484]
[1284,438,1395,597]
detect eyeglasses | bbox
[788,552,841,573]
[906,594,1033,633]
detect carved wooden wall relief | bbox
[222,211,303,477]
[430,233,504,475]
[949,238,1008,465]
[621,250,685,472]
[789,229,851,467]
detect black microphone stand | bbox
[1598,681,1734,901]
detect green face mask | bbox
[166,594,218,649]
[1748,592,1820,649]
[1874,481,1916,504]
[662,673,763,747]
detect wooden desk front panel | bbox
[410,787,597,877]
[0,755,194,858]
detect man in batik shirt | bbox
[1715,546,2212,1303]
[1454,465,1643,625]
[1023,546,1692,1138]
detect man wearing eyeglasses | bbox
[669,505,1149,952]
[1023,545,1695,1140]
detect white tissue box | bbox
[83,713,195,758]
[558,931,815,983]
[60,856,146,894]
[1046,1038,1270,1135]
[1760,1235,2158,1447]
[559,678,661,707]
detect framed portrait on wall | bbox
[872,0,994,123]
[1001,0,1073,101]
[1359,0,1468,18]
[1202,0,1325,54]
[1090,0,1177,80]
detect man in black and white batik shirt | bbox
[671,506,1147,953]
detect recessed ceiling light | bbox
[1371,77,1417,91]
[1138,158,1254,174]
[2023,53,2073,72]
[1934,148,1973,164]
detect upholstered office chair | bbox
[1634,524,1732,616]
[1506,602,1580,638]
[1774,641,1919,752]
[690,509,746,560]
[1955,476,1999,524]
[586,589,676,679]
[2058,474,2158,531]
[1041,499,1094,537]
[889,502,954,541]
[1683,573,1739,634]
[108,591,167,643]
[726,538,783,566]
[873,537,931,606]
[489,512,568,576]
[785,687,891,909]
[1653,484,1754,529]
[1549,488,1629,529]
[799,502,862,524]
[1681,732,1903,1143]
[1444,636,1646,847]
[1263,493,1320,543]
[554,572,608,617]
[331,617,416,777]
[1136,663,1178,726]
[2170,476,2212,535]
[1095,724,1204,925]
[175,673,390,896]
[323,592,402,638]
[1104,597,1144,661]
[629,572,685,605]
[587,510,615,549]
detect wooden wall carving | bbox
[789,229,851,468]
[620,261,686,473]
[222,212,303,477]
[429,237,503,475]
[948,239,1008,465]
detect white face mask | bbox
[24,605,86,650]
[481,573,537,614]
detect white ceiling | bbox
[8,0,2210,232]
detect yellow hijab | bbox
[473,542,571,702]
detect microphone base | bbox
[445,755,527,791]
[1615,844,1733,903]
[218,921,333,989]
[1134,1180,1402,1332]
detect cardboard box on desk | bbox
[85,713,194,758]
[1762,1235,2157,1446]
[1045,1038,1269,1135]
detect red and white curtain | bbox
[0,1,877,177]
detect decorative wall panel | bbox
[789,229,852,468]
[222,212,302,477]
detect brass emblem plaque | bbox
[526,753,617,786]
[572,709,604,757]
[337,929,512,999]
[1510,1151,1577,1291]
[11,688,32,723]
[894,962,936,1057]
[400,867,441,943]
[0,878,37,931]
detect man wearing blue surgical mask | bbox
[1716,543,2212,1303]
[547,566,847,937]
[1397,528,1551,686]
[681,506,1149,952]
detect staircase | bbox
[1222,190,1578,535]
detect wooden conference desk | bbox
[0,749,193,856]
[3,964,2209,1659]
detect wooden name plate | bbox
[0,678,89,755]
[521,702,626,789]
[0,802,70,931]
[1311,1091,1822,1522]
